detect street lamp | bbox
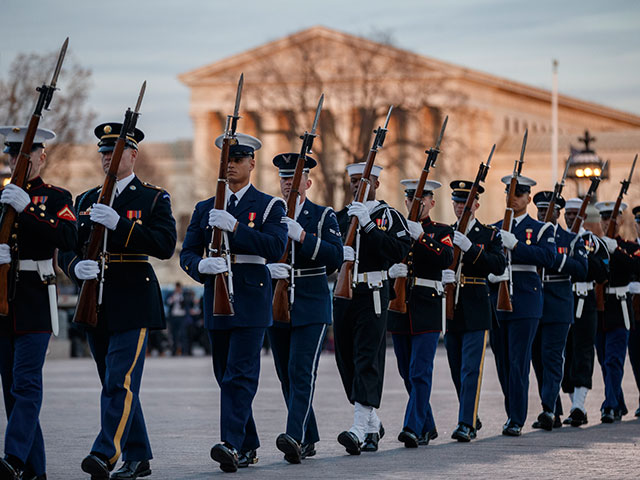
[566,130,608,197]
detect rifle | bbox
[496,128,528,312]
[543,157,572,224]
[0,38,68,316]
[272,94,324,323]
[334,106,393,300]
[388,116,448,313]
[570,160,607,235]
[444,144,494,320]
[210,74,245,316]
[73,81,146,327]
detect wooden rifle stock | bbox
[496,181,516,312]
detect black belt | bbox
[105,253,149,263]
[294,266,326,277]
[543,274,571,283]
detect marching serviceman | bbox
[266,153,343,464]
[180,135,287,472]
[387,179,453,448]
[531,192,588,430]
[627,206,640,417]
[560,198,609,426]
[58,122,177,480]
[489,175,556,436]
[0,127,77,480]
[441,180,506,442]
[333,163,410,455]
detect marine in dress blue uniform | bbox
[180,134,287,473]
[626,206,640,417]
[387,179,454,448]
[0,127,77,480]
[442,181,506,442]
[530,192,588,431]
[58,123,177,480]
[265,153,343,464]
[489,175,557,436]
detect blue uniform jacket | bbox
[180,185,287,330]
[492,214,557,321]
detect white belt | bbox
[413,278,444,294]
[573,281,595,319]
[355,271,388,316]
[18,259,59,336]
[511,265,538,273]
[543,275,571,283]
[605,285,630,330]
[231,254,266,265]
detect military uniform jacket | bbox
[541,226,588,325]
[491,214,557,321]
[273,198,343,328]
[448,219,507,333]
[58,176,176,332]
[181,185,287,330]
[387,216,453,334]
[1,177,77,334]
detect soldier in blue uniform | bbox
[530,192,588,431]
[0,127,77,480]
[441,180,506,442]
[58,122,177,480]
[265,153,343,464]
[626,206,640,417]
[180,134,287,473]
[560,198,609,426]
[489,175,556,436]
[333,163,410,455]
[387,179,453,448]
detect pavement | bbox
[2,344,640,479]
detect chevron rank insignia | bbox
[57,205,77,221]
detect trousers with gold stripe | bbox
[86,328,151,465]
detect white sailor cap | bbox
[400,178,441,196]
[500,174,537,194]
[214,133,262,157]
[564,198,583,211]
[346,162,383,177]
[0,126,56,154]
[595,201,627,216]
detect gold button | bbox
[26,183,31,189]
[29,207,34,212]
[49,219,54,223]
[40,213,45,217]
[260,282,264,287]
[408,252,413,256]
[145,277,150,282]
[185,265,189,271]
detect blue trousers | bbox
[208,327,265,452]
[596,327,629,412]
[87,328,151,465]
[392,332,440,436]
[532,322,571,413]
[490,317,539,426]
[444,330,488,428]
[0,333,50,476]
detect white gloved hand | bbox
[198,257,228,275]
[267,263,292,280]
[74,259,100,280]
[388,263,408,279]
[453,231,472,252]
[602,236,618,254]
[347,202,372,228]
[629,281,640,295]
[442,269,456,284]
[0,183,31,213]
[488,269,509,283]
[208,209,238,232]
[0,244,11,265]
[343,246,355,262]
[90,203,120,230]
[500,230,518,250]
[406,220,424,241]
[282,217,304,242]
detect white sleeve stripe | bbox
[311,237,321,261]
[263,197,285,223]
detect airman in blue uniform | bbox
[265,153,343,464]
[180,134,287,473]
[626,206,640,417]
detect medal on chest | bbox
[376,217,388,231]
[31,195,48,205]
[525,228,533,245]
[127,210,143,224]
[248,212,256,228]
[557,246,568,254]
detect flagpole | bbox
[551,59,559,184]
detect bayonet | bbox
[383,105,393,129]
[42,37,69,111]
[434,115,448,150]
[559,156,571,185]
[134,81,146,114]
[627,154,637,184]
[229,73,244,136]
[517,128,528,175]
[310,93,324,135]
[486,143,496,168]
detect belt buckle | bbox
[101,251,110,263]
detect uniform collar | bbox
[226,182,252,204]
[24,176,44,190]
[116,173,135,196]
[294,197,306,220]
[514,212,528,227]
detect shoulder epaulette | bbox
[141,181,164,191]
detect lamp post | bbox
[566,130,608,197]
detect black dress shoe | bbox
[111,460,151,479]
[81,454,111,480]
[398,429,419,448]
[600,408,615,424]
[210,443,239,473]
[277,433,302,464]
[0,457,21,480]
[532,411,554,431]
[553,415,562,428]
[337,431,361,455]
[562,416,572,425]
[567,408,588,427]
[237,450,258,468]
[300,443,316,459]
[502,422,522,436]
[613,409,624,421]
[22,474,46,480]
[475,417,482,431]
[635,406,640,417]
[416,428,438,446]
[362,424,385,452]
[452,423,472,442]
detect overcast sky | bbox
[1,0,639,142]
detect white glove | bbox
[208,208,238,232]
[74,260,100,280]
[90,203,120,230]
[343,246,355,262]
[0,244,11,265]
[282,217,304,242]
[602,236,618,254]
[407,220,424,241]
[442,269,456,284]
[488,269,509,283]
[0,184,31,213]
[198,257,228,275]
[267,263,291,280]
[347,202,372,228]
[500,230,518,250]
[453,231,472,252]
[629,281,640,295]
[388,263,408,279]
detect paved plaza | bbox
[2,342,640,479]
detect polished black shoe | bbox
[337,431,361,455]
[416,428,438,446]
[81,454,111,480]
[237,449,258,468]
[502,422,522,436]
[362,424,385,452]
[398,429,419,448]
[567,408,588,427]
[210,443,239,473]
[111,460,151,479]
[613,409,624,421]
[635,406,640,417]
[553,415,562,428]
[277,433,302,464]
[562,416,572,425]
[475,417,482,431]
[0,457,21,480]
[532,411,554,431]
[451,423,472,442]
[300,443,316,459]
[600,408,615,424]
